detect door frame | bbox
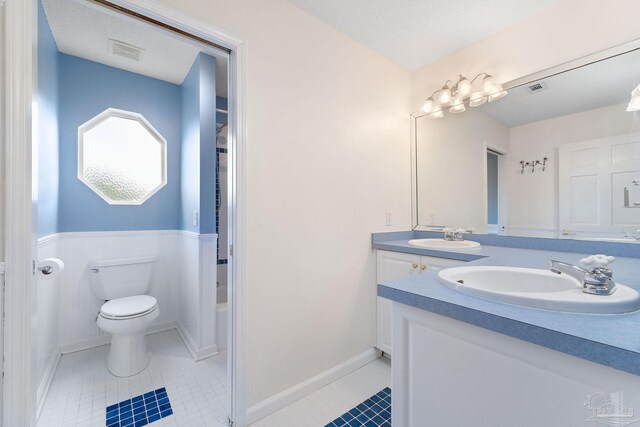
[2,0,249,425]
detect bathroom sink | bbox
[437,266,640,314]
[408,238,481,250]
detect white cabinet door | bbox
[376,250,467,357]
[376,251,420,356]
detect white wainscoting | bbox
[36,234,61,419]
[178,232,218,360]
[36,230,218,417]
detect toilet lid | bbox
[100,295,158,319]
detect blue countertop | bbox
[373,232,640,376]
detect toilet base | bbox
[107,331,150,377]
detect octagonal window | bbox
[78,108,167,205]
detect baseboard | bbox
[36,350,61,421]
[246,348,382,425]
[60,321,178,354]
[176,322,218,361]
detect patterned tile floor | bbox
[38,329,228,427]
[106,387,173,427]
[250,357,391,427]
[325,388,391,427]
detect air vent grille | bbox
[526,81,547,93]
[109,39,145,62]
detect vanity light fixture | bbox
[626,84,640,111]
[421,73,508,118]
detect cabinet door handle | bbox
[411,263,418,269]
[420,265,427,271]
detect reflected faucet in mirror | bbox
[443,228,466,241]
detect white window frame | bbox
[77,107,168,205]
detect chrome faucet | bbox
[549,257,616,295]
[443,227,465,241]
[624,230,640,241]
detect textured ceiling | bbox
[286,0,561,70]
[41,0,228,95]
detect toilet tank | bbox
[89,256,157,300]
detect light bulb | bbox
[627,96,640,111]
[457,77,472,97]
[449,96,465,114]
[438,87,451,105]
[422,98,434,114]
[429,110,444,119]
[482,75,497,94]
[469,91,487,107]
[488,85,507,102]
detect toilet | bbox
[90,256,159,377]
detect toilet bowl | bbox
[97,295,159,377]
[89,256,159,378]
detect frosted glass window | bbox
[78,108,167,205]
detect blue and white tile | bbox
[37,329,228,427]
[249,357,391,427]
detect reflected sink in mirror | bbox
[408,239,481,250]
[437,266,640,314]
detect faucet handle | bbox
[580,254,615,269]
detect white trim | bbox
[5,0,248,424]
[38,230,218,243]
[245,349,382,425]
[3,0,37,425]
[36,351,60,421]
[37,233,60,247]
[60,321,178,354]
[50,229,180,239]
[176,322,218,361]
[77,107,168,205]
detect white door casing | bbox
[3,0,248,425]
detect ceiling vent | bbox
[526,81,547,93]
[109,39,145,62]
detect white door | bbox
[559,133,640,236]
[376,251,421,355]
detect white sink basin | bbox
[408,239,481,250]
[437,266,640,314]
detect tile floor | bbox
[38,329,228,427]
[325,387,391,427]
[39,330,391,427]
[249,356,391,427]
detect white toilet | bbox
[90,256,159,377]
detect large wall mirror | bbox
[413,41,640,243]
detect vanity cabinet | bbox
[376,250,464,356]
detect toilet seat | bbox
[100,295,158,320]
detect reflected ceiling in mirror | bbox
[413,43,640,243]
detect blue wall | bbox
[487,152,498,225]
[37,1,59,237]
[58,54,182,231]
[180,53,217,233]
[180,57,201,233]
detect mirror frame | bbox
[411,38,640,232]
